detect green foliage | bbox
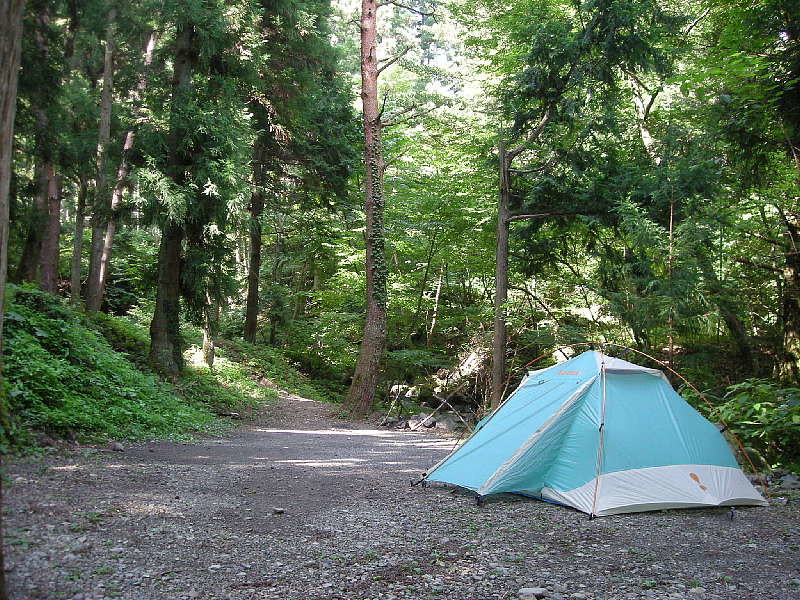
[2,287,217,447]
[700,379,800,472]
[220,339,344,404]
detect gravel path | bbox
[5,394,799,600]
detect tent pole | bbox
[590,356,608,517]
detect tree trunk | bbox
[16,160,47,282]
[38,164,60,293]
[779,214,800,381]
[149,223,184,374]
[491,141,510,409]
[93,28,156,310]
[346,0,388,416]
[203,294,217,367]
[69,176,87,304]
[148,21,198,374]
[0,3,26,598]
[697,254,754,375]
[85,7,116,311]
[427,264,444,346]
[243,142,265,343]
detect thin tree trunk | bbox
[427,264,444,346]
[347,0,388,416]
[93,28,156,309]
[38,165,60,293]
[779,213,800,381]
[0,3,26,597]
[85,7,116,311]
[409,229,437,338]
[69,176,87,303]
[491,141,510,409]
[203,293,217,367]
[244,142,265,343]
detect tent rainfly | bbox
[424,350,768,516]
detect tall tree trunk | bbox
[346,0,388,416]
[38,164,60,293]
[149,222,184,373]
[148,20,197,374]
[69,176,88,304]
[92,28,156,310]
[244,142,265,343]
[697,253,754,375]
[16,160,47,282]
[85,7,116,311]
[779,213,800,381]
[0,3,26,598]
[491,141,510,409]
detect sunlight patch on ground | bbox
[273,458,367,468]
[253,428,400,437]
[49,465,81,471]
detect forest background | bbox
[0,0,798,476]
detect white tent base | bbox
[529,464,768,516]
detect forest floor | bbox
[5,390,800,600]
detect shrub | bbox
[690,379,800,472]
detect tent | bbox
[423,350,767,516]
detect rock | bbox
[518,587,548,599]
[688,587,706,595]
[110,441,124,452]
[571,594,587,600]
[272,507,286,515]
[434,413,460,431]
[789,579,800,587]
[779,474,800,490]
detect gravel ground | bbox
[5,393,799,600]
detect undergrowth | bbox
[3,286,217,449]
[2,286,336,451]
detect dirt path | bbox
[5,395,799,600]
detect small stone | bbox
[688,587,706,595]
[272,507,285,515]
[518,587,548,599]
[110,441,124,452]
[571,594,588,600]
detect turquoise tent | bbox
[424,350,767,516]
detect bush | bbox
[690,379,800,472]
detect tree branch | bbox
[506,210,601,223]
[377,0,435,17]
[378,45,412,74]
[734,257,783,274]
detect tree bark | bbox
[779,213,800,381]
[85,7,116,311]
[0,3,27,599]
[149,222,184,373]
[491,140,511,409]
[148,20,198,374]
[38,164,60,293]
[244,142,265,343]
[16,159,47,282]
[69,176,88,304]
[697,253,754,375]
[346,0,388,416]
[91,28,156,311]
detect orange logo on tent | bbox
[689,472,708,491]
